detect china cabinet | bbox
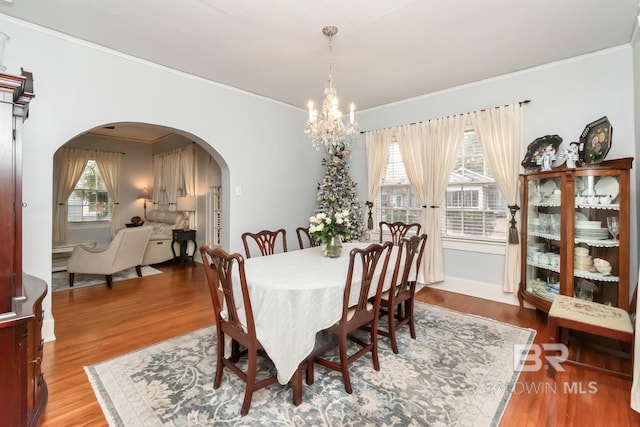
[0,71,46,426]
[518,158,633,312]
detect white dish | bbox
[576,220,602,229]
[594,176,619,200]
[575,212,588,222]
[539,179,557,197]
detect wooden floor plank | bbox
[39,262,640,426]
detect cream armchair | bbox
[67,227,153,288]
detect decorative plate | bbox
[579,116,612,164]
[521,134,563,169]
[594,176,619,200]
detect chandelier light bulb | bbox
[304,26,358,154]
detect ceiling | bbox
[1,0,639,141]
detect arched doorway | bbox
[50,121,225,290]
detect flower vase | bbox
[323,235,343,258]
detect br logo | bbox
[514,343,568,372]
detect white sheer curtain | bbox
[152,155,163,210]
[399,115,467,283]
[180,144,196,227]
[162,149,181,210]
[93,150,122,238]
[181,144,195,197]
[470,103,524,292]
[52,148,90,246]
[365,129,392,231]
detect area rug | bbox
[85,302,535,426]
[52,266,163,292]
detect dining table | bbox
[231,241,405,404]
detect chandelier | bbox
[305,26,358,154]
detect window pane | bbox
[377,133,507,243]
[442,131,506,241]
[378,142,421,229]
[68,160,110,222]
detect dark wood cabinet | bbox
[0,71,46,426]
[518,158,633,312]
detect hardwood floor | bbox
[40,263,640,426]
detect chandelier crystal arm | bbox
[305,25,358,154]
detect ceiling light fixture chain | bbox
[305,25,358,155]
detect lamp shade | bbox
[176,196,196,212]
[138,187,151,199]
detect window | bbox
[442,131,507,241]
[68,160,110,222]
[379,143,421,225]
[378,130,507,242]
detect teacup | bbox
[600,195,612,204]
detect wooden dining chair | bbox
[200,245,279,416]
[296,226,320,250]
[241,228,287,258]
[547,286,637,380]
[378,233,428,353]
[379,221,421,245]
[306,241,394,394]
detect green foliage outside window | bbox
[68,160,110,222]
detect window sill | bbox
[442,237,505,255]
[68,221,111,230]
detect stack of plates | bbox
[575,220,608,240]
[574,254,595,271]
[575,228,609,239]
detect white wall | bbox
[352,46,637,305]
[1,15,322,341]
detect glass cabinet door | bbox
[524,176,562,302]
[573,173,620,306]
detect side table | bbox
[172,229,197,263]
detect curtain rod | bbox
[66,147,126,155]
[359,99,531,134]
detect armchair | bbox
[67,227,153,288]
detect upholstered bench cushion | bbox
[549,294,633,334]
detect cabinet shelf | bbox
[574,238,619,247]
[575,203,620,210]
[527,261,560,273]
[518,158,633,312]
[527,231,560,241]
[573,269,619,283]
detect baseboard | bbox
[42,318,56,342]
[425,276,527,308]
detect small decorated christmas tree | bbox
[315,147,365,241]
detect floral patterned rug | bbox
[85,302,535,426]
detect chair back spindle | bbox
[379,221,421,245]
[242,229,287,258]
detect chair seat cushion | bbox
[346,302,373,321]
[549,295,633,334]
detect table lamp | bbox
[138,187,151,219]
[176,196,196,229]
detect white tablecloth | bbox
[232,242,400,384]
